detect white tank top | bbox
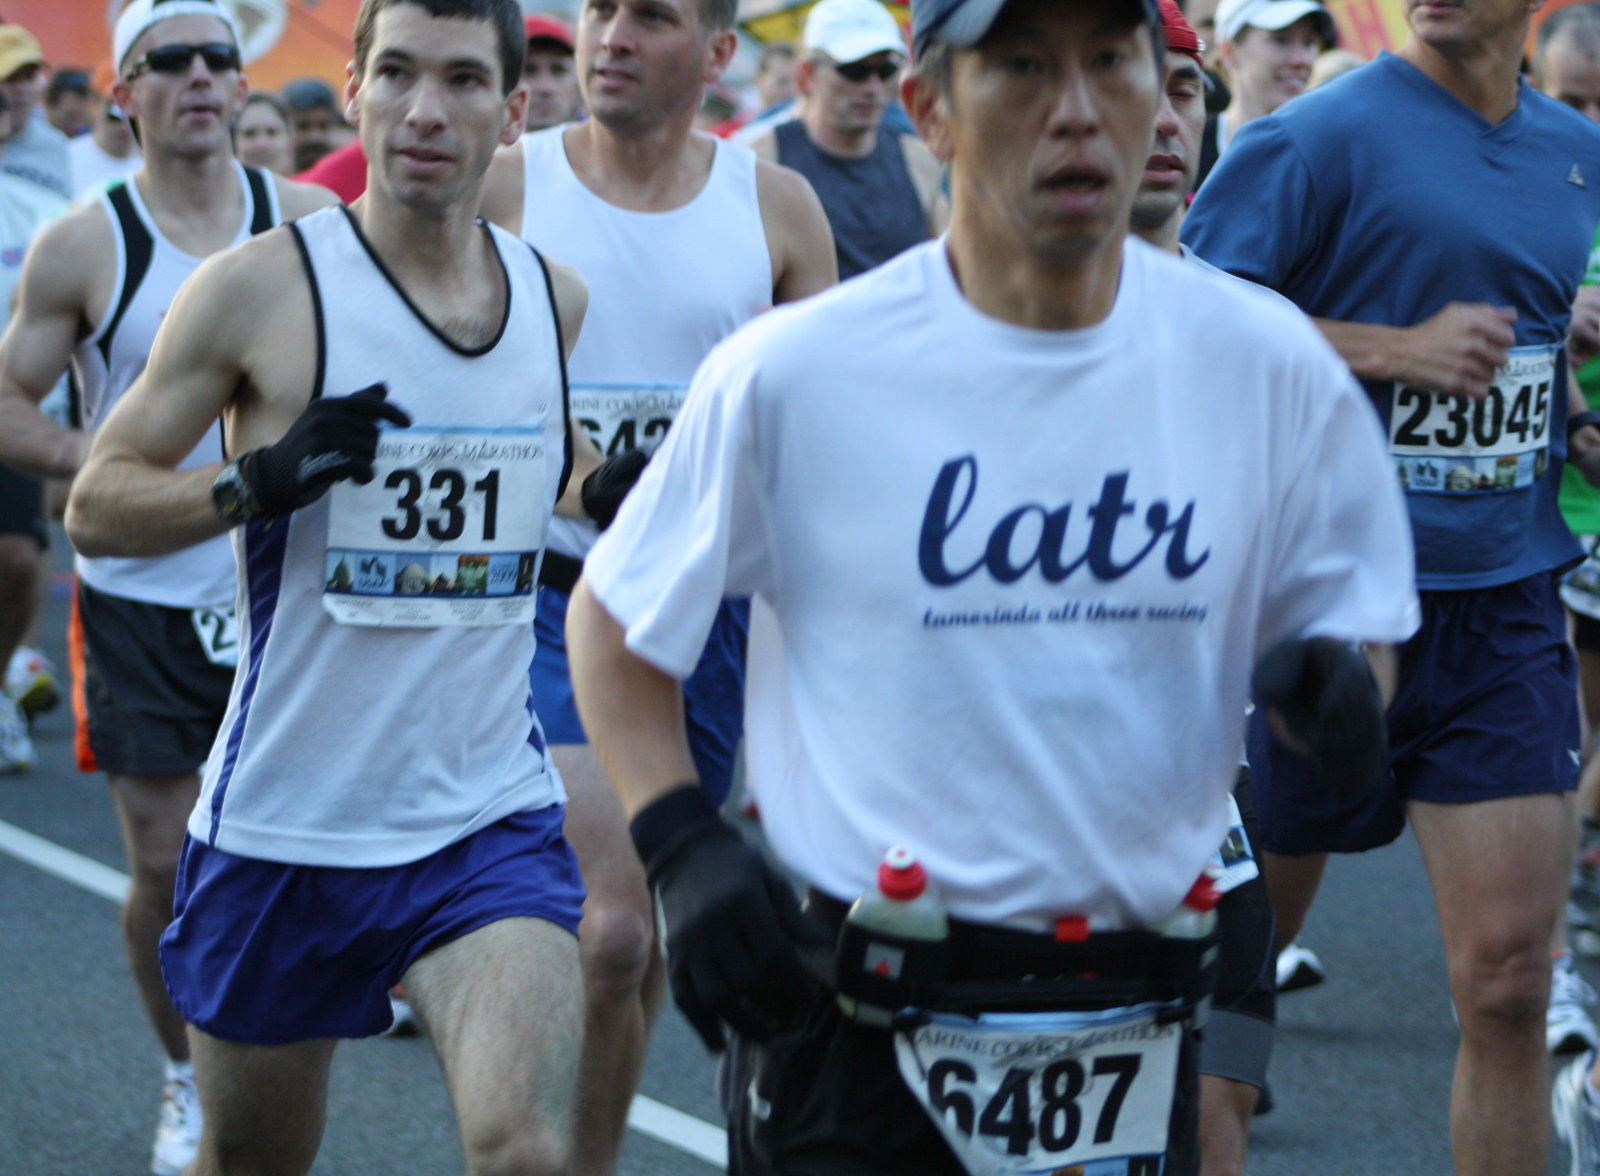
[518,126,772,558]
[72,163,280,608]
[193,206,570,867]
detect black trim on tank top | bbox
[529,243,574,500]
[244,166,274,236]
[287,222,328,403]
[335,205,511,357]
[98,181,155,367]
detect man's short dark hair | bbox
[1536,1,1600,77]
[46,69,90,105]
[699,0,739,33]
[353,0,525,94]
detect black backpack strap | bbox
[243,165,275,235]
[98,181,155,367]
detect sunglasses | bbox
[832,59,901,83]
[125,42,242,80]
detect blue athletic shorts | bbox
[1249,571,1581,856]
[160,804,585,1046]
[531,583,748,806]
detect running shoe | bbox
[4,646,58,719]
[151,1068,202,1176]
[1551,955,1600,1057]
[0,695,34,774]
[382,985,420,1037]
[1553,1050,1600,1176]
[1275,941,1326,992]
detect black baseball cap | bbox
[912,0,1161,53]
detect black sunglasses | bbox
[832,59,901,83]
[125,42,242,80]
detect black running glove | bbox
[581,448,650,530]
[1253,637,1388,804]
[242,383,412,517]
[631,785,830,1052]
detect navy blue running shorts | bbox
[1248,570,1580,856]
[160,804,585,1045]
[0,460,45,546]
[531,582,748,806]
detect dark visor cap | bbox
[913,0,1162,54]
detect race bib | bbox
[569,382,686,457]
[190,605,239,668]
[1209,793,1257,894]
[895,1005,1181,1176]
[322,428,551,628]
[1389,345,1555,494]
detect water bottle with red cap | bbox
[835,846,950,1027]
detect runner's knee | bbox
[579,895,657,1003]
[1450,938,1552,1027]
[461,1121,570,1176]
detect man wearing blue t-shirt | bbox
[1184,0,1600,1171]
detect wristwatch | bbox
[1571,410,1600,439]
[211,454,260,525]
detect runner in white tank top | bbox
[0,4,337,1169]
[477,0,836,1165]
[65,3,607,1171]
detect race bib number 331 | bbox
[322,428,550,628]
[895,1005,1180,1176]
[1389,345,1555,494]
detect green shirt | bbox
[1562,221,1600,536]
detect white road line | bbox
[0,818,728,1170]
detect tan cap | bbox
[0,26,45,81]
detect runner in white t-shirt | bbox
[565,0,1418,1170]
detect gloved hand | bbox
[581,448,650,530]
[631,785,831,1052]
[1253,637,1388,804]
[243,383,411,516]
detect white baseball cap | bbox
[804,0,907,64]
[1216,0,1335,45]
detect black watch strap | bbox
[1571,410,1600,438]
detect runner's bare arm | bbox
[756,160,838,304]
[748,130,778,165]
[1313,304,1516,401]
[0,206,110,479]
[65,236,297,558]
[567,577,699,812]
[544,258,605,518]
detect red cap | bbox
[524,14,574,50]
[1158,0,1204,64]
[878,846,928,901]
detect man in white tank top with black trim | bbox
[65,1,610,1173]
[478,0,836,1167]
[0,3,336,1171]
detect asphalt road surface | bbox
[0,538,1582,1175]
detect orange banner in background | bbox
[5,1,358,95]
[1324,0,1408,59]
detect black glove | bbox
[1252,637,1388,804]
[631,785,830,1052]
[243,383,411,516]
[581,448,650,530]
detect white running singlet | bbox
[518,125,772,560]
[73,163,281,609]
[192,207,570,866]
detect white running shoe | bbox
[1554,1050,1600,1176]
[4,646,58,718]
[381,986,420,1037]
[1275,941,1326,992]
[0,695,34,774]
[150,1067,202,1176]
[1551,956,1600,1057]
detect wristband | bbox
[628,783,715,864]
[1571,410,1600,439]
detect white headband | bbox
[114,0,241,72]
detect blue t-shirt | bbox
[1183,52,1600,590]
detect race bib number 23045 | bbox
[895,1005,1181,1176]
[1389,345,1555,494]
[322,428,551,628]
